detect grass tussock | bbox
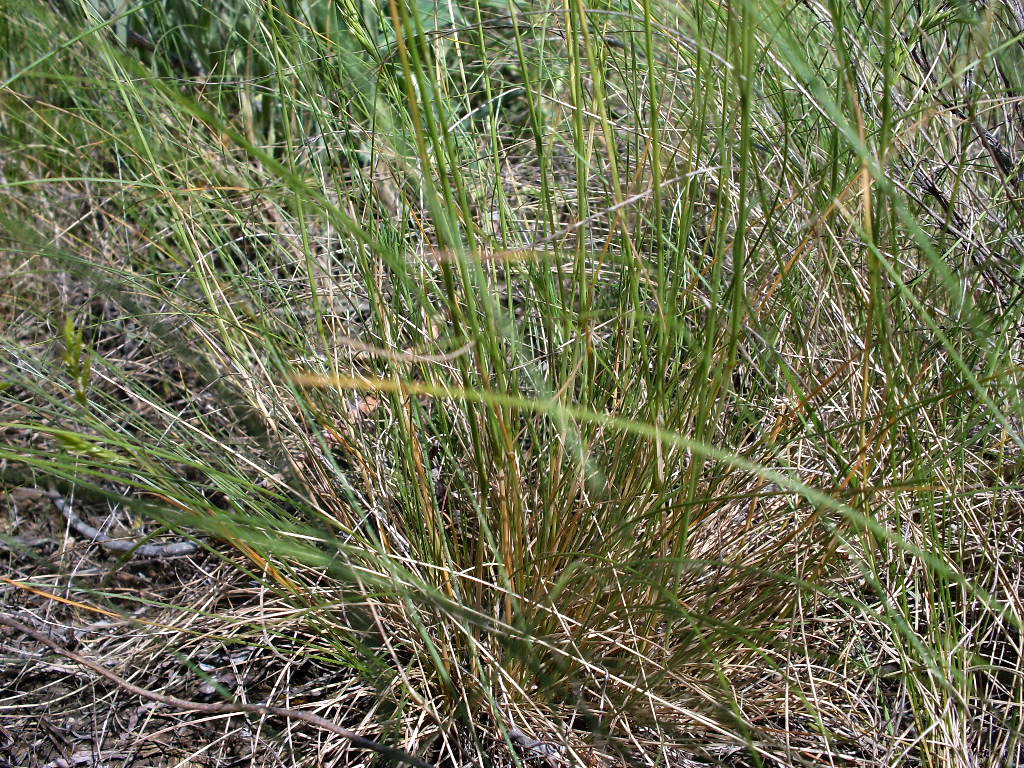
[2,0,1023,765]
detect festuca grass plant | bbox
[2,0,1022,765]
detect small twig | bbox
[509,728,568,767]
[45,486,199,558]
[0,615,434,768]
[0,535,55,551]
[41,749,132,768]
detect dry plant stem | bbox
[45,486,200,558]
[0,615,434,768]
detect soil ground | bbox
[1,486,389,768]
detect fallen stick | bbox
[46,486,199,558]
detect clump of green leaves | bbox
[62,316,91,407]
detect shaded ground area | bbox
[0,487,415,768]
